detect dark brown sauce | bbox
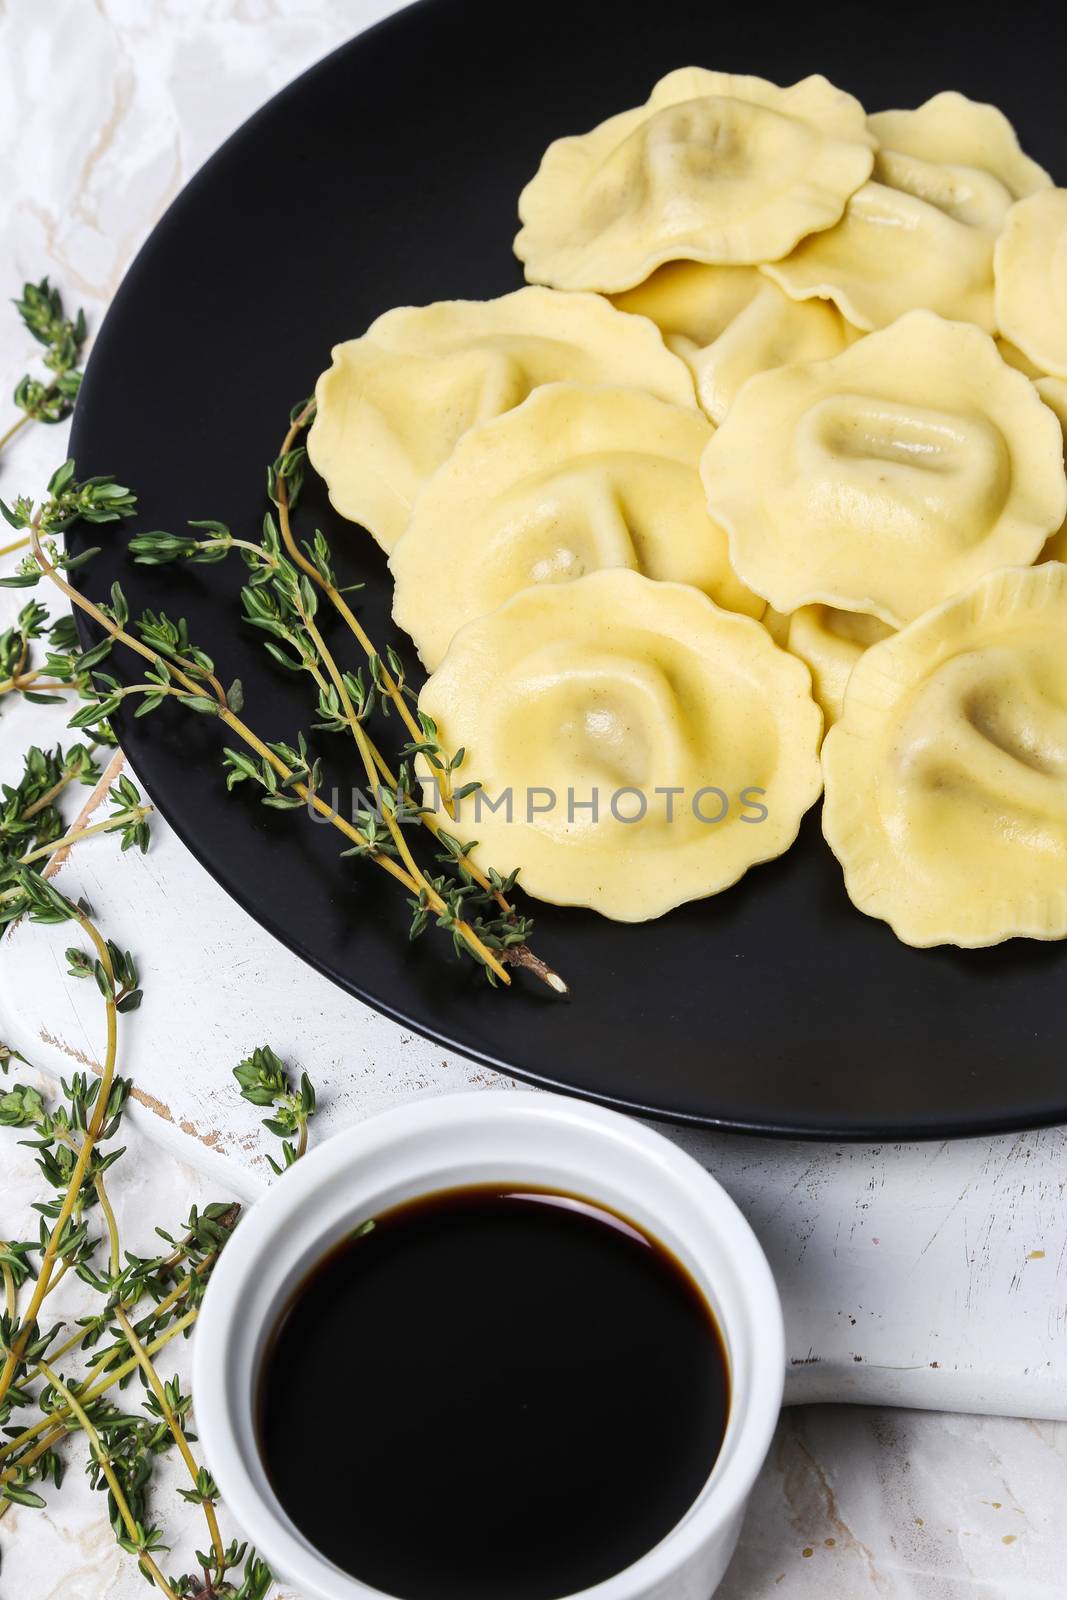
[256,1184,729,1600]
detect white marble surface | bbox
[3,2,1067,1596]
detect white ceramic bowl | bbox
[193,1090,784,1600]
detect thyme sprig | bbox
[270,404,563,989]
[233,1044,317,1172]
[1,279,88,456]
[0,772,151,927]
[14,279,87,385]
[130,404,567,993]
[15,477,539,984]
[0,849,304,1594]
[0,602,100,708]
[1,456,136,545]
[0,274,306,1597]
[0,741,100,851]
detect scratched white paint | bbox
[3,1,1067,1596]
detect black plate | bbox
[68,0,1067,1139]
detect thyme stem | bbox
[0,1256,15,1321]
[299,614,511,983]
[274,405,567,989]
[0,1299,203,1469]
[115,1307,227,1580]
[0,675,73,695]
[273,401,442,791]
[36,1361,179,1599]
[0,413,31,455]
[25,513,511,979]
[17,806,152,867]
[94,1174,122,1279]
[0,908,117,1411]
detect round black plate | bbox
[69,0,1067,1138]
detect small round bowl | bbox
[193,1090,784,1600]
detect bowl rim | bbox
[192,1089,785,1599]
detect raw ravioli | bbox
[823,563,1067,947]
[515,69,874,292]
[994,189,1067,380]
[418,570,822,921]
[785,606,893,728]
[390,383,761,669]
[1036,377,1067,563]
[701,311,1067,626]
[614,262,854,423]
[307,287,695,551]
[767,94,1050,332]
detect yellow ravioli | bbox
[701,311,1067,626]
[391,383,761,670]
[763,170,998,332]
[785,606,894,728]
[767,93,1050,332]
[418,570,823,921]
[614,261,854,424]
[515,69,874,292]
[823,563,1067,947]
[1036,377,1067,563]
[306,287,695,552]
[994,189,1067,380]
[996,337,1047,379]
[867,91,1051,201]
[760,606,793,647]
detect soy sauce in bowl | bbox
[256,1184,730,1600]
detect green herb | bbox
[0,277,327,1597]
[0,602,101,707]
[1,280,87,452]
[14,450,564,988]
[14,279,87,377]
[1,456,137,540]
[233,1045,317,1172]
[0,902,309,1593]
[131,403,566,992]
[0,825,309,1595]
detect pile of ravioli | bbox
[308,69,1067,948]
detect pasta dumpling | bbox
[996,337,1046,379]
[514,69,874,292]
[994,189,1067,380]
[785,606,893,728]
[759,606,793,647]
[1036,377,1067,563]
[867,91,1051,205]
[611,261,761,347]
[306,287,695,552]
[823,563,1067,947]
[763,169,999,331]
[701,311,1067,626]
[614,262,854,424]
[766,94,1050,332]
[390,383,762,670]
[417,569,823,921]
